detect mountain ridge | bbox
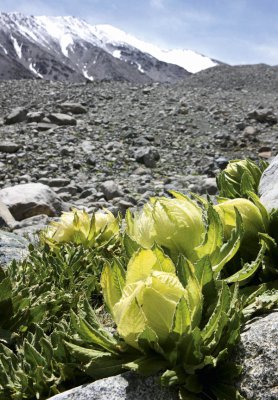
[0,12,218,83]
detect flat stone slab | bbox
[48,372,178,400]
[259,154,278,212]
[0,230,29,269]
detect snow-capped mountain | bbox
[0,12,218,83]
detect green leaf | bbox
[225,242,266,284]
[65,341,110,363]
[124,354,168,376]
[195,204,223,259]
[211,209,243,274]
[123,232,141,258]
[137,326,165,356]
[70,311,118,353]
[202,282,230,344]
[171,297,191,335]
[101,259,125,315]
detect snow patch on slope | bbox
[11,35,22,58]
[29,63,43,78]
[0,44,8,54]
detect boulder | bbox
[0,183,66,221]
[259,154,278,211]
[236,312,278,400]
[247,108,277,124]
[100,181,124,201]
[60,102,87,114]
[0,230,29,269]
[48,372,178,400]
[134,147,160,168]
[4,107,28,125]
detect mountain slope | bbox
[0,12,218,83]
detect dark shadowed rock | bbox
[247,108,277,124]
[60,102,87,114]
[48,372,179,400]
[259,154,278,211]
[4,107,28,124]
[0,141,21,153]
[236,312,278,400]
[0,183,66,221]
[134,147,160,168]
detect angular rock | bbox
[100,181,124,201]
[259,154,278,211]
[0,142,21,153]
[36,122,57,131]
[48,113,77,126]
[60,102,87,114]
[48,372,178,400]
[247,108,277,124]
[4,107,28,125]
[0,183,66,221]
[200,177,218,195]
[48,178,71,188]
[0,230,29,269]
[236,312,278,400]
[134,147,160,168]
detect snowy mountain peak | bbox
[0,12,219,82]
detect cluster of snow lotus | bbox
[42,159,277,400]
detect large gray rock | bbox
[135,147,160,168]
[0,230,29,269]
[48,372,178,400]
[236,312,278,400]
[0,183,66,221]
[100,180,124,201]
[60,102,87,114]
[259,155,278,211]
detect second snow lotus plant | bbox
[67,247,243,400]
[42,208,120,249]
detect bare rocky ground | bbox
[0,64,277,221]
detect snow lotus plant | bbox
[42,208,120,249]
[66,247,243,400]
[125,192,205,261]
[216,159,268,199]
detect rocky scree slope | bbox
[0,64,277,228]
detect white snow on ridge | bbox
[93,24,217,73]
[11,35,22,58]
